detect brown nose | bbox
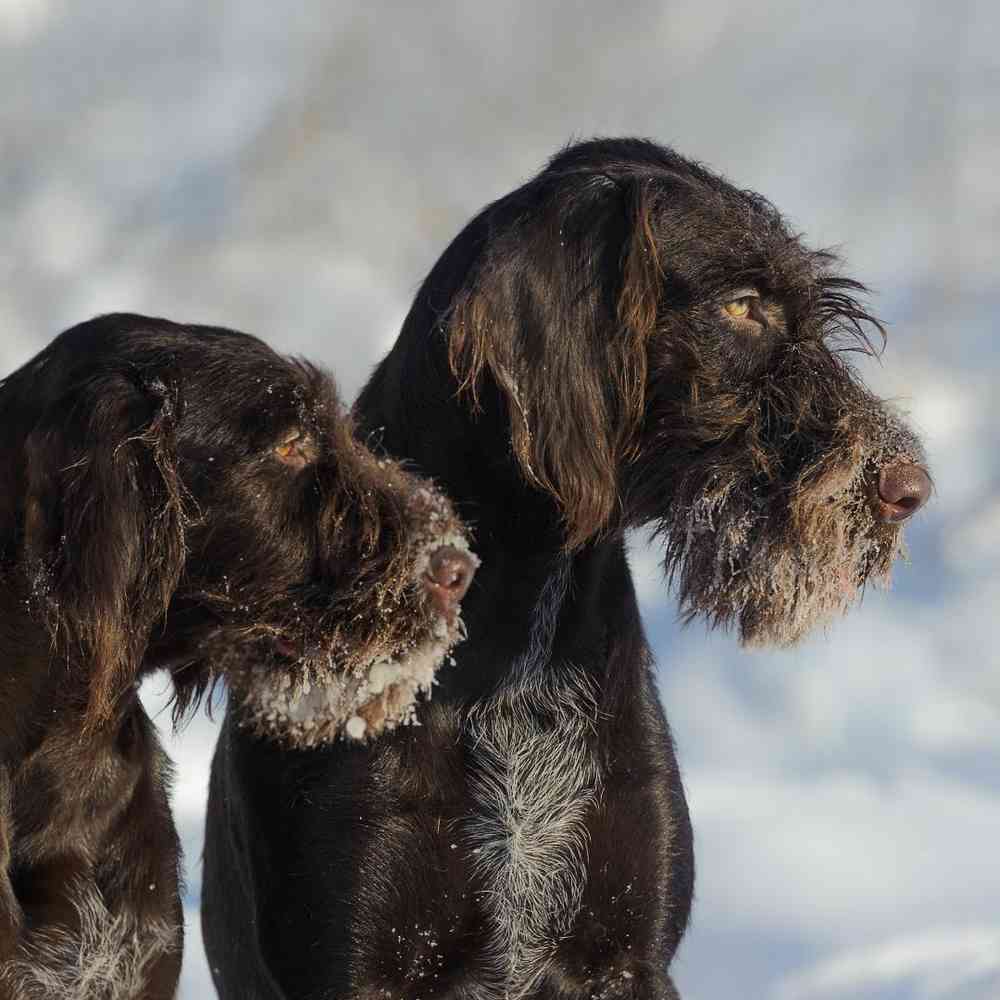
[423,546,476,619]
[875,462,932,523]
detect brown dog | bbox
[203,138,929,1000]
[0,313,475,998]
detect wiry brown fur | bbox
[174,402,468,723]
[199,138,930,1000]
[447,175,662,550]
[1,878,178,1000]
[653,348,920,644]
[447,140,924,642]
[0,640,183,1000]
[1,340,187,999]
[0,313,475,997]
[16,370,188,732]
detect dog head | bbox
[1,314,476,744]
[441,137,928,642]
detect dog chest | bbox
[461,671,601,1000]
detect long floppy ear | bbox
[448,175,663,550]
[17,367,187,728]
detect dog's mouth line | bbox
[190,525,476,647]
[658,480,906,648]
[221,531,475,747]
[261,605,460,666]
[231,613,465,747]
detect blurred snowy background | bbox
[2,1,998,997]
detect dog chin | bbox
[231,611,466,748]
[199,524,477,744]
[712,542,894,647]
[663,492,901,647]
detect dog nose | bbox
[875,462,932,523]
[423,546,476,618]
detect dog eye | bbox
[722,291,760,322]
[274,430,318,469]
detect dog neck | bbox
[357,329,565,552]
[357,347,644,705]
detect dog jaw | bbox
[659,398,927,646]
[227,526,477,748]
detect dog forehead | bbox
[153,332,334,441]
[172,369,317,461]
[549,155,821,301]
[4,314,297,406]
[652,191,810,286]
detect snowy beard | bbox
[225,529,477,747]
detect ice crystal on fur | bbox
[658,393,925,644]
[228,525,477,746]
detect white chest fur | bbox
[462,564,602,1000]
[1,880,178,1000]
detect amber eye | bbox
[724,297,754,320]
[274,430,317,468]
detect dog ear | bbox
[448,176,662,549]
[16,367,187,728]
